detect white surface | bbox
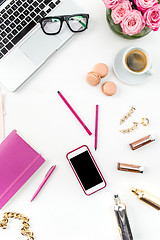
[0,0,160,239]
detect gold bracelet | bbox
[0,212,34,240]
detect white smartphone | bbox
[66,145,106,195]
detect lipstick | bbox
[130,135,155,150]
[117,163,144,173]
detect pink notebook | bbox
[0,130,45,209]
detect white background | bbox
[1,0,160,239]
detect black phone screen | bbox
[70,150,103,190]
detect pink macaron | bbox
[102,81,117,96]
[86,72,101,86]
[93,63,108,78]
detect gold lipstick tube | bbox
[117,163,144,173]
[130,135,155,150]
[131,188,160,210]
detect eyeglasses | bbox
[40,14,89,35]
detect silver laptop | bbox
[0,0,82,91]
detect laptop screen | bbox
[0,0,6,6]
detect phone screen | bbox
[70,150,103,190]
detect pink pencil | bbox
[94,105,99,150]
[58,91,92,136]
[31,165,56,202]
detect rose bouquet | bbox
[103,0,160,38]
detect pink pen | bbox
[58,91,92,136]
[94,105,99,150]
[31,165,56,202]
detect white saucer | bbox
[113,47,151,85]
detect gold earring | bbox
[120,122,138,134]
[141,118,149,126]
[120,107,136,125]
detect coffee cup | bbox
[123,46,152,75]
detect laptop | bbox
[0,0,82,91]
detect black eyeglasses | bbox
[40,14,89,35]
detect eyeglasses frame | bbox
[40,13,89,35]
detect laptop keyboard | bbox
[0,0,61,60]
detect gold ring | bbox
[141,118,149,126]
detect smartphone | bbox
[66,145,106,195]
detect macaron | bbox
[93,63,108,78]
[86,72,101,86]
[102,81,117,96]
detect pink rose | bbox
[120,10,145,35]
[134,0,158,12]
[102,0,120,10]
[144,4,160,31]
[111,0,132,24]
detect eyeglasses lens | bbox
[42,18,61,34]
[68,16,87,32]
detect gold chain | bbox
[0,212,34,240]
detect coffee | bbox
[125,50,147,72]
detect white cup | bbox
[123,46,152,75]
